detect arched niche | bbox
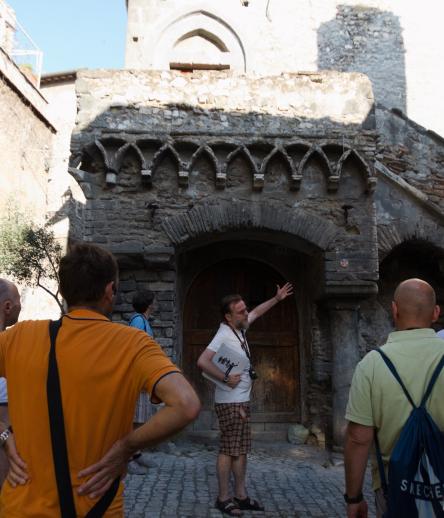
[153,11,246,72]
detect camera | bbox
[249,367,258,380]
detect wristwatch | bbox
[0,426,12,447]
[343,492,363,504]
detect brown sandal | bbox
[215,498,243,516]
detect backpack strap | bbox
[375,349,416,408]
[374,432,388,497]
[47,319,120,518]
[420,354,444,408]
[129,313,147,333]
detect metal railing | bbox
[1,5,43,88]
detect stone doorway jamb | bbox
[324,281,378,450]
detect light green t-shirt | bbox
[346,329,444,490]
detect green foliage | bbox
[0,210,64,313]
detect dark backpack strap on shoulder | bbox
[375,349,416,409]
[47,319,120,518]
[47,318,77,518]
[374,431,388,497]
[420,354,444,408]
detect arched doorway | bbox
[183,257,300,434]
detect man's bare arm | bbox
[77,373,200,498]
[197,349,240,389]
[248,283,293,325]
[344,421,373,518]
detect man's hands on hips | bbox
[347,500,368,518]
[77,438,131,498]
[226,373,241,388]
[5,432,29,487]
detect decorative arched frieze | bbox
[72,137,374,195]
[260,146,299,190]
[115,142,147,174]
[162,201,338,251]
[83,140,118,186]
[150,143,188,187]
[298,146,333,189]
[337,149,376,193]
[224,145,260,189]
[190,145,224,188]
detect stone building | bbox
[55,0,444,446]
[0,0,65,319]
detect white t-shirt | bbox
[0,377,7,404]
[207,323,252,404]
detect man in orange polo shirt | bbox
[0,243,200,517]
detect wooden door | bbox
[183,258,299,429]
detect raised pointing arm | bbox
[248,282,293,325]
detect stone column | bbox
[328,300,361,449]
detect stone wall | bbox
[0,45,62,320]
[41,76,86,242]
[125,0,444,136]
[69,68,382,439]
[70,69,378,286]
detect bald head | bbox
[0,279,16,303]
[0,278,21,330]
[392,278,439,329]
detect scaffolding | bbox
[0,1,43,88]
[9,17,43,88]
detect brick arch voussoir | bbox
[378,221,444,262]
[162,202,338,251]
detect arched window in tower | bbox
[153,11,246,73]
[169,29,230,72]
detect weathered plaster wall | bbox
[42,78,86,242]
[0,48,62,319]
[0,0,15,55]
[125,0,444,135]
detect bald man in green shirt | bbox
[344,278,443,517]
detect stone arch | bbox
[378,221,444,262]
[115,143,147,173]
[189,144,222,187]
[153,10,246,72]
[261,146,295,176]
[151,143,182,175]
[376,238,444,335]
[78,139,126,187]
[190,145,220,176]
[162,201,338,251]
[224,145,258,175]
[299,146,332,179]
[261,146,296,191]
[336,149,375,194]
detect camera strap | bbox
[229,326,252,362]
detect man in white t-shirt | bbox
[197,284,293,516]
[0,279,21,486]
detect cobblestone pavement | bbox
[123,440,376,517]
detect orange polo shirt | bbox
[0,309,179,517]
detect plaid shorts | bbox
[215,402,251,456]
